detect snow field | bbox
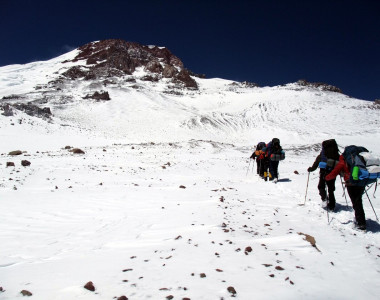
[1,141,379,299]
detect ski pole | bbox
[303,172,310,205]
[365,190,379,221]
[340,176,349,206]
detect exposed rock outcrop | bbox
[63,39,198,89]
[296,79,342,93]
[83,91,111,101]
[1,103,52,119]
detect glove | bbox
[307,167,312,172]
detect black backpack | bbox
[321,139,340,161]
[256,142,266,150]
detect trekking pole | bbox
[302,172,310,205]
[365,190,379,221]
[326,206,330,224]
[340,176,349,206]
[246,159,251,176]
[366,181,377,198]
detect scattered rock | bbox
[227,286,237,295]
[9,150,22,156]
[117,296,128,300]
[70,148,85,154]
[6,162,15,167]
[216,269,223,272]
[84,281,95,291]
[166,296,174,300]
[0,287,4,292]
[200,273,206,278]
[65,146,72,149]
[175,235,182,240]
[21,160,31,167]
[179,185,186,189]
[122,268,133,272]
[245,246,253,255]
[275,266,285,271]
[20,290,33,296]
[298,232,321,252]
[294,170,299,175]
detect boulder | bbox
[84,281,95,292]
[21,160,31,167]
[20,290,32,296]
[70,148,85,154]
[9,150,22,156]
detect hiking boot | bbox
[321,195,329,202]
[356,224,367,231]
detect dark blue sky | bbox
[1,0,379,100]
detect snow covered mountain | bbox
[1,39,379,150]
[1,40,380,299]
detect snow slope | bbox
[0,52,380,299]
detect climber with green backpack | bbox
[325,145,380,231]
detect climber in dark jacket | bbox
[307,139,340,211]
[265,138,283,182]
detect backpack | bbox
[343,145,380,186]
[318,139,340,171]
[250,142,266,159]
[256,142,266,151]
[269,138,285,161]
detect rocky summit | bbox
[62,39,198,89]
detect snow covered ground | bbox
[1,53,380,299]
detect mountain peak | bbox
[62,39,198,89]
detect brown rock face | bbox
[297,79,342,93]
[63,39,197,89]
